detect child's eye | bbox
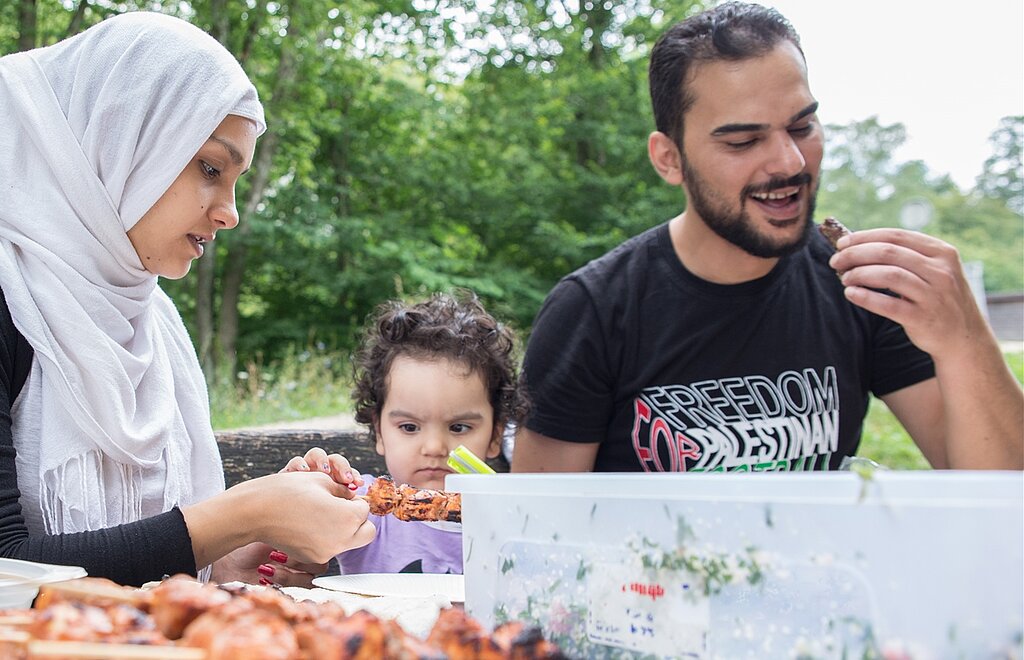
[200,161,220,179]
[450,423,471,434]
[398,423,419,433]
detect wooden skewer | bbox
[0,629,207,659]
[35,579,146,608]
[0,613,35,628]
[26,640,206,659]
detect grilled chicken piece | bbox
[2,574,569,659]
[364,476,462,523]
[149,575,233,640]
[819,216,851,250]
[426,607,506,659]
[29,600,167,645]
[182,600,300,660]
[492,620,569,659]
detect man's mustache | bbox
[742,173,812,197]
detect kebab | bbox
[362,476,462,523]
[0,574,566,659]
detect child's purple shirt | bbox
[336,475,463,574]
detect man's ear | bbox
[648,131,684,186]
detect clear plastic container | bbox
[449,471,1024,659]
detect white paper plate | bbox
[312,573,465,602]
[0,558,87,609]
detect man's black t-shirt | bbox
[522,222,935,472]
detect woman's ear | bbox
[648,131,684,186]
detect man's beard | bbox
[682,157,817,259]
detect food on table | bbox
[819,216,851,250]
[0,574,564,659]
[363,476,462,523]
[428,607,560,659]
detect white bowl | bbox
[0,558,87,609]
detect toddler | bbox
[264,291,525,583]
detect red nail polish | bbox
[258,577,271,586]
[269,550,288,563]
[257,564,275,577]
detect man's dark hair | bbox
[649,1,803,149]
[351,290,528,444]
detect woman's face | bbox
[127,114,258,279]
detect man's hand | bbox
[833,228,1023,469]
[829,228,985,357]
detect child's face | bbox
[375,355,501,491]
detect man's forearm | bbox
[933,335,1024,469]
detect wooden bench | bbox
[215,429,509,488]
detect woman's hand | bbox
[280,446,364,492]
[182,470,376,571]
[258,548,329,589]
[213,543,327,588]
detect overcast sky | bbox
[762,0,1024,190]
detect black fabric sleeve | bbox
[522,277,616,444]
[867,314,936,397]
[0,288,198,587]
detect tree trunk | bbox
[217,19,298,377]
[195,247,217,383]
[17,0,36,52]
[574,2,611,167]
[65,0,90,38]
[216,127,279,377]
[193,2,232,385]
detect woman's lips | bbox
[188,234,208,258]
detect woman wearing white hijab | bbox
[0,12,374,585]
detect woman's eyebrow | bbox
[209,136,247,171]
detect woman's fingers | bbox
[280,455,312,473]
[264,548,329,576]
[301,447,331,473]
[257,562,318,589]
[326,454,363,492]
[279,448,364,492]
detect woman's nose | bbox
[211,192,240,229]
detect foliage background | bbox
[4,1,1022,468]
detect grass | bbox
[209,347,354,430]
[210,348,1024,469]
[859,350,1024,469]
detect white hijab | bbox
[0,12,266,534]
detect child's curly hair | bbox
[351,290,528,443]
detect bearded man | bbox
[512,1,1023,473]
